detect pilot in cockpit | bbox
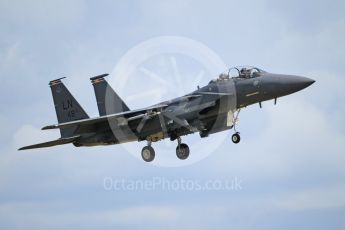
[218,73,229,80]
[239,68,250,78]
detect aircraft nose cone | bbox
[288,75,315,91]
[277,75,315,96]
[306,78,316,87]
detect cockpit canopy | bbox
[208,66,266,84]
[229,66,265,79]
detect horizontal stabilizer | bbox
[18,135,79,150]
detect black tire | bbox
[199,131,209,138]
[176,143,190,160]
[231,133,241,144]
[141,146,155,162]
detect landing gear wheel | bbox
[176,143,190,160]
[141,146,155,162]
[232,132,241,144]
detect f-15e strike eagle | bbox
[19,66,315,162]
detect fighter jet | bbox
[19,66,315,162]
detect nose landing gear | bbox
[231,109,241,144]
[231,132,241,144]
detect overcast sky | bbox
[1,0,345,229]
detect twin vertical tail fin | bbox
[19,74,131,151]
[49,77,89,137]
[90,74,130,116]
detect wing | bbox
[41,104,168,132]
[42,92,232,139]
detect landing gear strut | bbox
[176,137,190,160]
[232,109,241,144]
[141,141,155,162]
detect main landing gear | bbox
[176,137,190,160]
[141,137,190,162]
[141,141,155,162]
